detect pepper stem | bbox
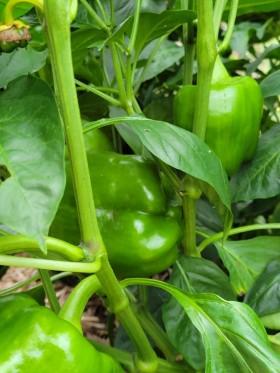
[2,0,43,25]
[43,2,158,371]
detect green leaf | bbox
[0,46,48,89]
[224,0,280,15]
[124,117,233,233]
[134,39,185,84]
[214,236,280,294]
[244,259,280,330]
[260,70,280,98]
[163,256,236,370]
[230,125,280,202]
[101,10,195,55]
[0,76,65,252]
[132,10,195,57]
[71,26,106,69]
[121,278,280,373]
[269,333,280,354]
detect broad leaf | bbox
[134,39,185,85]
[0,76,65,252]
[0,46,48,89]
[244,259,280,330]
[260,70,280,98]
[124,117,233,233]
[101,10,195,55]
[230,125,280,202]
[84,115,233,231]
[214,236,280,294]
[122,278,280,373]
[71,26,106,69]
[131,10,195,57]
[163,256,236,370]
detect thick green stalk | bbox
[44,2,158,371]
[192,0,217,139]
[181,0,195,85]
[182,196,199,257]
[182,1,217,257]
[44,1,105,259]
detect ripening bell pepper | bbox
[173,55,263,175]
[0,22,31,53]
[50,153,182,278]
[0,293,124,372]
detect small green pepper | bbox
[0,293,124,372]
[50,153,182,278]
[173,56,263,175]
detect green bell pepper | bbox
[173,56,263,175]
[50,153,182,278]
[0,293,124,372]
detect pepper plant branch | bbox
[130,287,179,361]
[0,272,72,297]
[79,0,110,34]
[75,79,122,107]
[44,3,158,371]
[125,0,142,102]
[109,0,114,25]
[2,0,43,25]
[218,0,239,53]
[109,41,134,114]
[213,0,228,39]
[192,0,216,139]
[181,0,195,85]
[198,223,280,252]
[44,0,105,259]
[91,340,192,373]
[182,1,217,257]
[0,254,101,273]
[127,0,141,55]
[59,275,101,333]
[95,0,109,26]
[0,234,83,261]
[38,269,61,314]
[182,196,199,257]
[134,35,167,94]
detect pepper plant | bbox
[0,0,280,372]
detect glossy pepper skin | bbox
[0,293,124,372]
[50,153,182,278]
[173,56,263,175]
